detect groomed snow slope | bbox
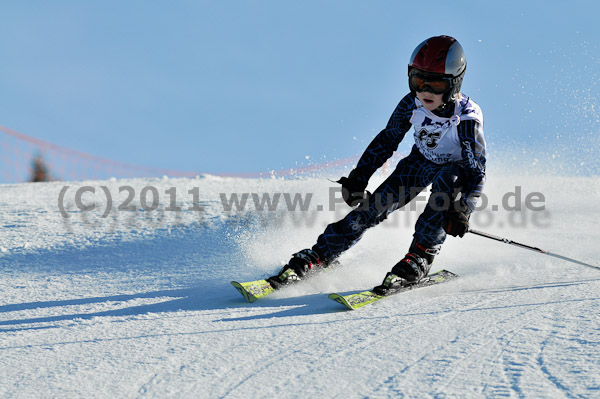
[1,172,599,398]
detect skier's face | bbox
[416,91,445,111]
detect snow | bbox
[1,171,599,398]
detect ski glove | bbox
[445,201,470,237]
[337,176,369,207]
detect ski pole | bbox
[467,228,600,271]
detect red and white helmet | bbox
[408,36,467,102]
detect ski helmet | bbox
[408,35,467,103]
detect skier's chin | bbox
[422,100,440,111]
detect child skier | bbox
[267,35,486,294]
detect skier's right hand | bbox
[337,176,369,207]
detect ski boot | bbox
[373,244,437,295]
[267,248,327,289]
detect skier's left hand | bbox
[445,201,469,237]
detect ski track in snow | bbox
[1,175,599,398]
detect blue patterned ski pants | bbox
[314,147,464,261]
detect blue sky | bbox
[1,1,599,176]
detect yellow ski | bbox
[329,270,458,310]
[231,279,275,303]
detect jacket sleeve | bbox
[348,93,416,186]
[456,118,486,214]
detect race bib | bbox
[410,106,461,164]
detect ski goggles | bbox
[409,71,451,94]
